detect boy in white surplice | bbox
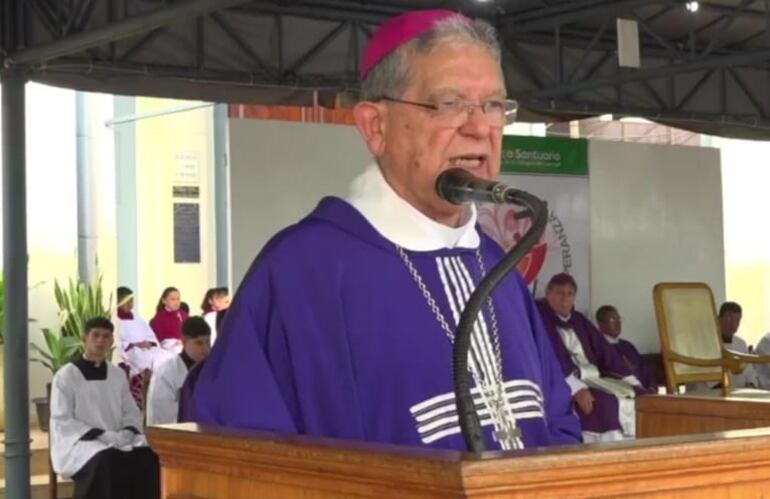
[116,286,173,378]
[147,316,212,426]
[50,317,160,499]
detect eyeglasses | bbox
[379,96,518,127]
[605,316,622,323]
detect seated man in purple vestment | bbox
[186,9,581,451]
[536,273,649,443]
[596,305,658,392]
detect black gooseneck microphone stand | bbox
[436,169,549,452]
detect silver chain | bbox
[474,249,505,387]
[395,245,523,449]
[396,246,457,344]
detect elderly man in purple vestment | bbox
[186,9,581,451]
[536,273,649,442]
[596,305,658,392]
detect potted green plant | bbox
[53,275,112,339]
[0,276,42,431]
[30,328,83,431]
[29,274,112,431]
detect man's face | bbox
[373,42,506,224]
[83,327,114,361]
[719,311,741,342]
[183,335,211,363]
[545,284,577,317]
[599,309,622,338]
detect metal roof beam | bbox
[525,47,770,98]
[232,4,391,25]
[525,97,770,129]
[700,1,767,19]
[502,0,671,32]
[7,0,253,66]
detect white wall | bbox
[589,140,724,353]
[228,119,370,288]
[228,120,724,355]
[709,136,770,346]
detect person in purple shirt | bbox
[536,273,649,442]
[596,305,658,392]
[186,9,581,451]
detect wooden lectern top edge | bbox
[148,422,770,470]
[149,422,463,462]
[148,424,770,496]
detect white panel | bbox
[228,119,371,288]
[589,140,724,353]
[617,18,640,69]
[712,135,770,347]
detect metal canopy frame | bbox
[2,1,770,498]
[500,0,770,135]
[2,1,769,135]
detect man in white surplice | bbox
[50,317,160,499]
[147,316,212,426]
[719,301,758,388]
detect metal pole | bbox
[114,96,139,306]
[2,70,32,499]
[105,102,213,127]
[213,103,230,287]
[76,92,96,284]
[8,0,254,66]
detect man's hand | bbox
[117,429,136,448]
[97,430,121,446]
[574,388,595,414]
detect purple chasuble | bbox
[535,300,642,434]
[187,197,580,450]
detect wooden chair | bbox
[652,282,770,396]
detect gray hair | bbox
[360,16,501,101]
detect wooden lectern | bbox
[637,393,770,438]
[148,423,770,498]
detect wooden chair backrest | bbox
[653,282,724,393]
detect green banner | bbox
[501,135,588,176]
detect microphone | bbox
[436,168,516,205]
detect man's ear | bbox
[353,101,387,157]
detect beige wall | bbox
[134,99,216,319]
[0,85,118,423]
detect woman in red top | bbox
[149,287,188,354]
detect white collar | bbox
[603,334,621,344]
[346,164,480,251]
